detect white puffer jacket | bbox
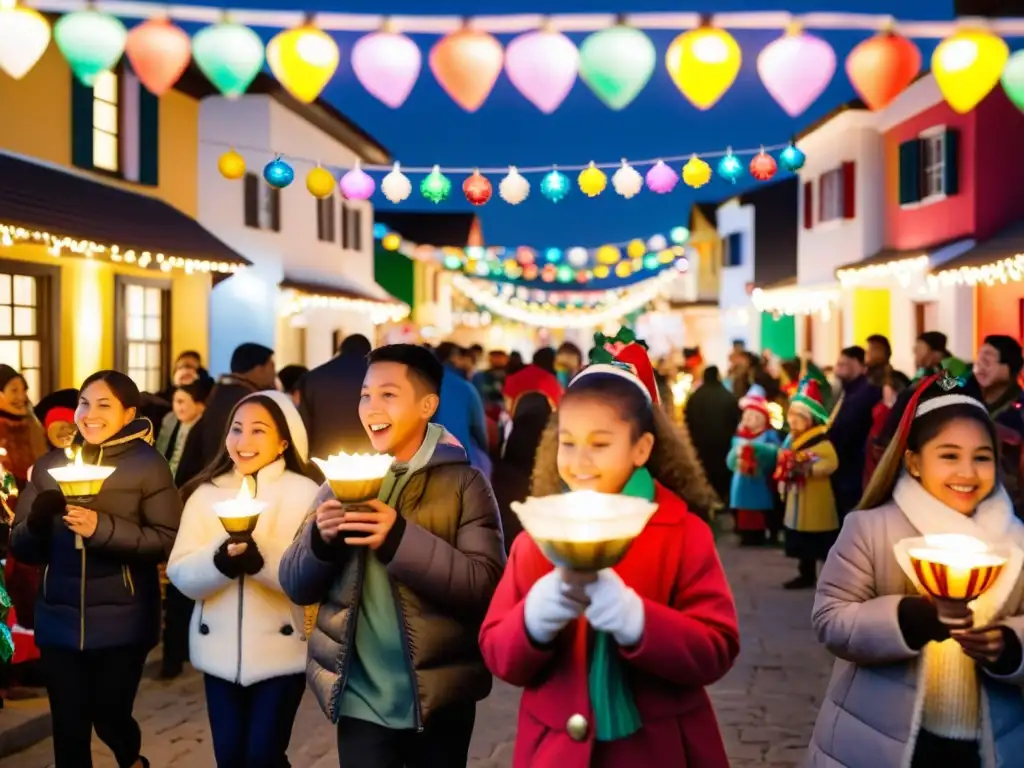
[166,459,319,686]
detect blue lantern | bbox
[779,143,807,172]
[545,247,562,263]
[717,150,743,185]
[373,223,388,239]
[263,155,294,189]
[540,169,570,203]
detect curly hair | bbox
[530,372,719,517]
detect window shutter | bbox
[243,173,258,228]
[818,175,825,221]
[138,88,159,186]
[842,161,856,219]
[269,188,281,232]
[340,202,349,248]
[898,140,921,204]
[353,209,362,251]
[70,74,93,170]
[944,128,960,196]
[803,181,813,229]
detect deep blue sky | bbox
[184,0,960,248]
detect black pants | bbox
[204,673,307,768]
[911,730,980,768]
[40,644,149,768]
[336,701,476,768]
[162,584,193,669]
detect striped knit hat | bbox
[789,377,829,424]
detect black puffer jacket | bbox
[11,418,182,650]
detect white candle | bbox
[212,481,268,520]
[312,452,394,481]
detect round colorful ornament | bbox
[932,28,1008,114]
[578,25,656,111]
[779,143,806,172]
[339,161,376,200]
[577,162,607,198]
[682,155,712,189]
[645,160,679,194]
[463,171,493,206]
[541,168,570,202]
[381,162,412,204]
[351,29,422,109]
[505,28,579,114]
[420,166,452,204]
[429,28,504,113]
[499,167,530,205]
[125,17,192,96]
[306,164,336,198]
[263,156,294,189]
[717,149,744,184]
[846,30,921,111]
[666,27,742,110]
[612,160,643,199]
[192,21,265,99]
[217,148,246,180]
[54,9,127,86]
[267,24,339,104]
[757,26,836,117]
[750,149,778,181]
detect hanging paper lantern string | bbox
[579,24,656,111]
[750,147,778,181]
[577,161,607,197]
[933,27,1008,114]
[682,154,712,189]
[125,16,192,96]
[463,170,493,206]
[306,163,336,198]
[420,165,452,203]
[339,160,376,200]
[612,160,644,199]
[717,148,744,184]
[218,148,246,180]
[430,26,504,113]
[352,20,421,109]
[499,167,530,205]
[645,160,679,194]
[0,1,51,80]
[779,142,807,172]
[505,22,579,114]
[267,21,339,104]
[846,24,921,111]
[757,23,836,118]
[541,168,570,202]
[53,8,126,86]
[666,22,742,110]
[192,18,265,99]
[381,162,412,204]
[264,155,295,188]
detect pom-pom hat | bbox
[571,327,660,404]
[789,377,829,424]
[739,384,770,419]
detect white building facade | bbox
[714,196,757,350]
[198,81,407,374]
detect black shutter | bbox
[898,140,921,205]
[71,74,93,170]
[243,173,259,228]
[353,209,362,251]
[269,188,281,232]
[944,128,960,196]
[340,202,349,248]
[138,88,159,186]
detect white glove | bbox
[583,568,645,647]
[524,569,587,644]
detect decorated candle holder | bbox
[313,452,394,505]
[212,477,267,541]
[903,534,1010,627]
[48,448,116,549]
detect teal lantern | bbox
[541,168,570,202]
[669,226,689,244]
[556,265,574,283]
[192,22,265,99]
[779,143,807,172]
[54,10,128,86]
[263,156,294,189]
[420,166,452,204]
[717,150,744,184]
[643,254,659,270]
[545,247,562,263]
[443,254,463,270]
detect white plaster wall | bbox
[716,199,755,348]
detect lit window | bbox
[922,134,945,199]
[93,70,119,172]
[122,283,166,393]
[0,273,43,396]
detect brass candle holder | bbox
[312,453,394,540]
[213,477,268,541]
[48,448,115,549]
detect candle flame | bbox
[213,477,266,520]
[313,452,393,481]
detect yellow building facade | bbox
[0,45,244,395]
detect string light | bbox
[0,222,243,275]
[928,255,1024,288]
[836,255,929,287]
[279,289,410,324]
[750,284,839,320]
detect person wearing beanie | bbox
[727,385,781,547]
[775,378,839,590]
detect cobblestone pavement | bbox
[7,540,832,767]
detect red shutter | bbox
[803,181,813,229]
[842,161,856,219]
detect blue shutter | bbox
[70,74,93,170]
[943,128,960,196]
[898,140,921,205]
[138,89,159,186]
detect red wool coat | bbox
[479,483,740,768]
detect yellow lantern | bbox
[658,249,676,264]
[666,27,741,110]
[626,239,646,259]
[266,24,339,104]
[306,164,336,198]
[217,149,246,180]
[0,2,51,80]
[615,261,632,278]
[577,161,608,197]
[932,28,1009,114]
[593,265,610,279]
[682,154,712,188]
[596,245,620,265]
[503,258,518,273]
[382,233,401,251]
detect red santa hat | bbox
[739,384,770,420]
[571,328,660,404]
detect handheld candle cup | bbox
[213,478,268,542]
[48,450,116,549]
[312,453,394,540]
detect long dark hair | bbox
[531,372,719,516]
[79,370,142,411]
[503,392,552,469]
[180,394,308,504]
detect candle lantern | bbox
[48,447,116,548]
[313,452,394,505]
[212,477,267,541]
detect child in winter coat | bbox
[775,378,838,590]
[479,333,739,768]
[727,384,780,546]
[167,390,318,768]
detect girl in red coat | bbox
[479,336,740,768]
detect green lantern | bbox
[420,166,452,204]
[54,10,127,86]
[556,265,574,283]
[1001,50,1024,113]
[193,22,265,99]
[443,254,463,270]
[578,26,656,111]
[670,226,690,244]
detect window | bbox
[899,129,960,205]
[0,273,44,396]
[92,70,120,172]
[317,197,335,242]
[118,280,169,393]
[819,168,844,223]
[340,203,363,250]
[921,133,945,199]
[722,232,743,267]
[243,173,281,231]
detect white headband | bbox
[915,393,987,419]
[569,363,653,402]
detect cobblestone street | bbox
[6,539,832,767]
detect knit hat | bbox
[0,364,23,392]
[576,328,659,403]
[982,335,1024,378]
[35,388,79,425]
[789,378,829,424]
[237,389,309,462]
[44,407,75,431]
[739,384,770,420]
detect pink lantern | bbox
[504,29,579,114]
[125,17,191,96]
[351,30,422,109]
[339,161,376,200]
[645,160,678,194]
[757,28,836,118]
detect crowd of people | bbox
[0,323,1022,768]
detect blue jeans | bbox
[204,673,307,768]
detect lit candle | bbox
[907,534,1008,602]
[213,479,268,538]
[48,447,116,549]
[313,452,393,504]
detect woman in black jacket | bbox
[10,370,182,768]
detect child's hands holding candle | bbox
[524,569,589,645]
[583,568,645,647]
[63,505,98,539]
[336,500,398,549]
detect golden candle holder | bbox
[312,453,394,541]
[213,477,268,541]
[48,448,116,549]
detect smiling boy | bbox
[279,344,505,767]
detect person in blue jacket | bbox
[727,385,780,546]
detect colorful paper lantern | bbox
[420,165,452,204]
[339,161,376,200]
[267,24,339,104]
[381,163,411,204]
[0,3,50,80]
[666,26,741,110]
[125,17,191,96]
[567,246,588,267]
[499,167,530,205]
[615,262,632,279]
[670,226,690,244]
[1001,50,1024,114]
[505,29,579,114]
[757,27,836,117]
[682,155,712,189]
[382,232,402,251]
[596,245,621,265]
[717,150,744,184]
[933,29,1009,114]
[577,162,607,198]
[217,148,246,180]
[750,149,778,181]
[578,26,656,111]
[192,22,264,99]
[463,170,493,206]
[351,30,422,109]
[557,265,574,283]
[306,164,336,198]
[846,31,921,111]
[626,239,646,259]
[429,29,504,113]
[263,156,294,189]
[779,143,807,172]
[648,234,668,251]
[541,168,570,203]
[53,10,126,86]
[645,160,679,194]
[612,160,644,199]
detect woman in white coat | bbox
[167,390,319,768]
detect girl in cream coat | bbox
[167,390,319,768]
